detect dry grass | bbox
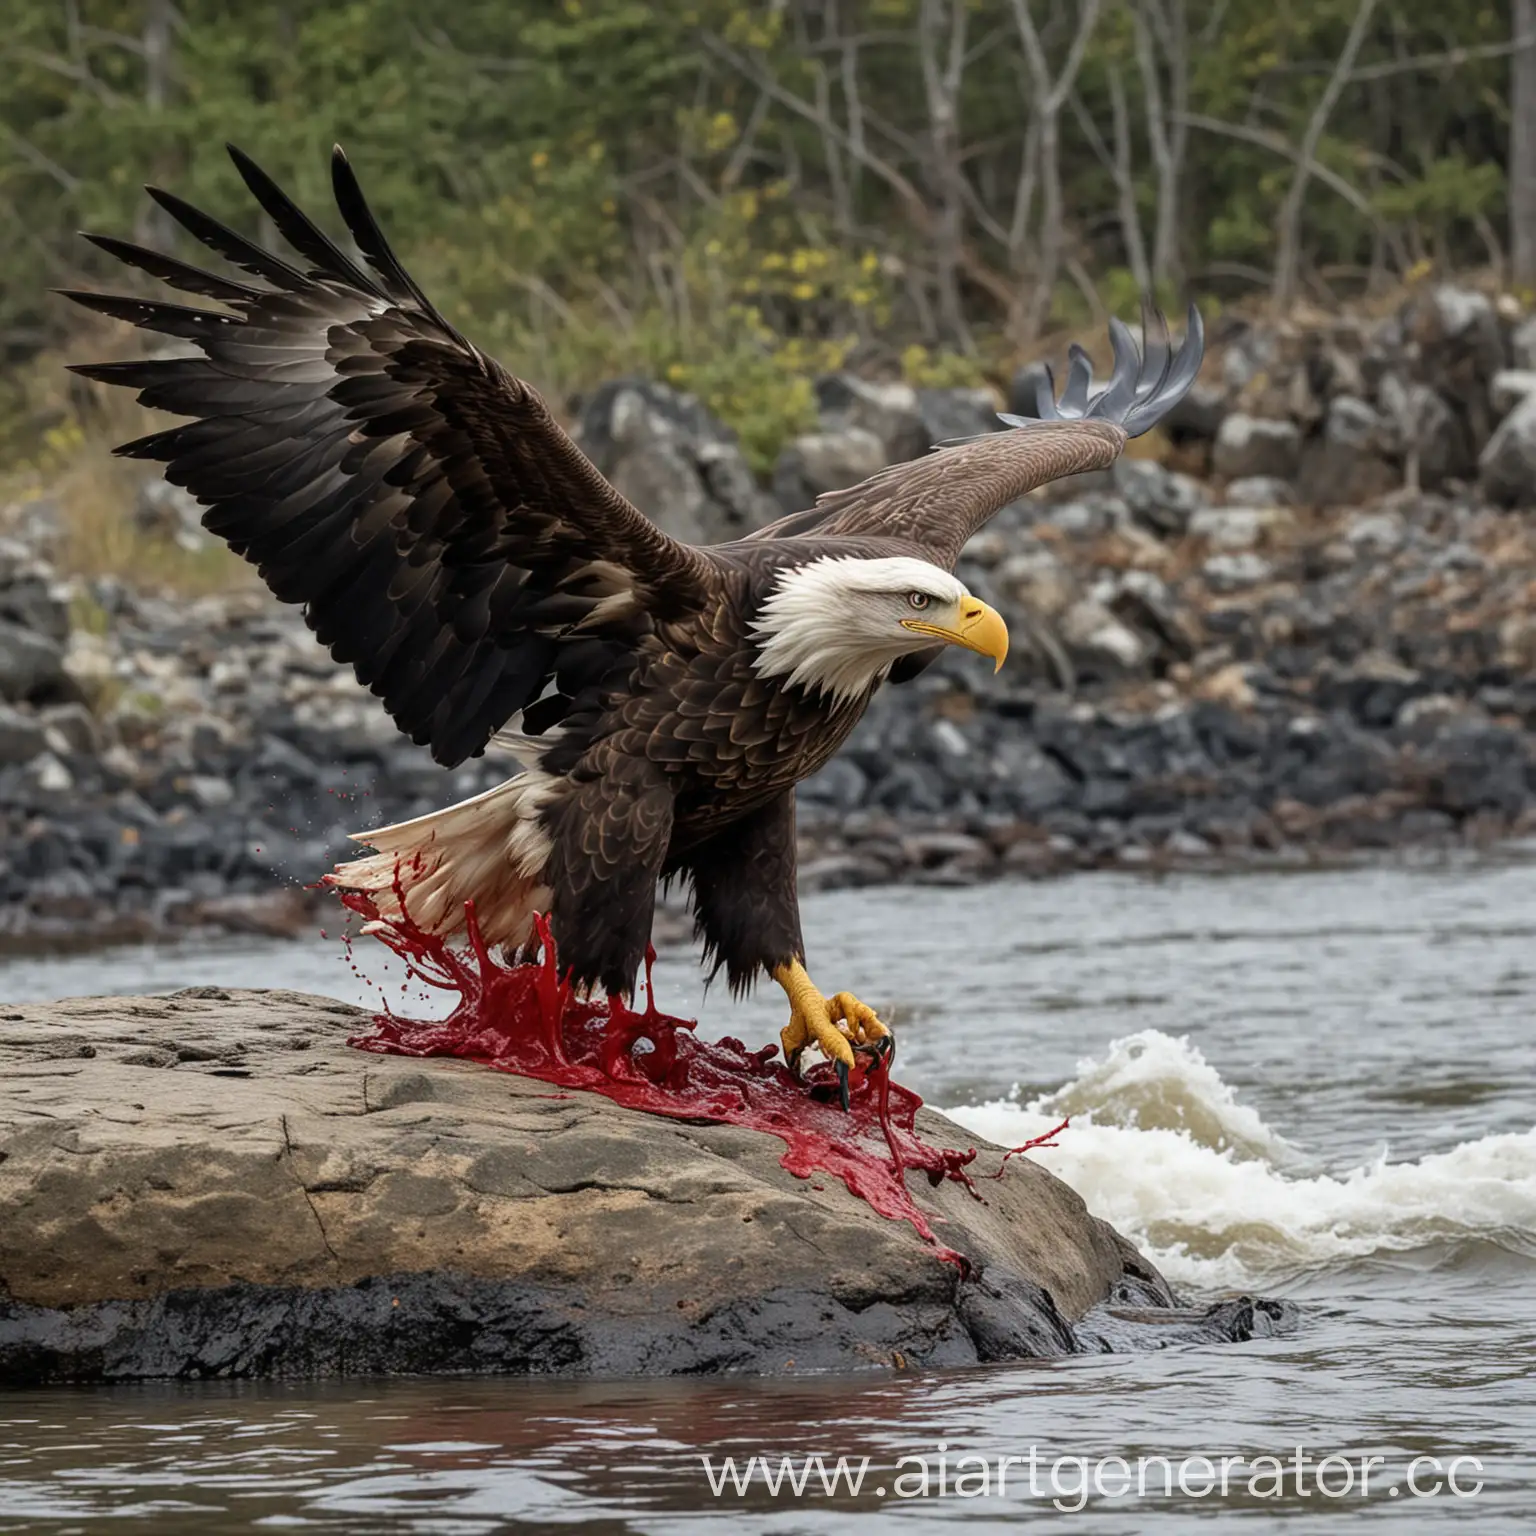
[45,439,249,596]
[1,324,251,598]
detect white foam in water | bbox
[1025,1028,1295,1163]
[950,1029,1536,1291]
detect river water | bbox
[1,860,1533,1532]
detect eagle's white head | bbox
[749,554,1009,704]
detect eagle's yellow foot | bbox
[772,960,893,1110]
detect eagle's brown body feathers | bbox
[65,145,1203,1001]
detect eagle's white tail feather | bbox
[327,768,558,951]
[487,721,547,763]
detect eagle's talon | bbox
[772,960,890,1094]
[836,1060,851,1112]
[860,1031,895,1066]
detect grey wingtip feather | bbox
[1004,301,1206,440]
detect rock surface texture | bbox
[0,989,1281,1383]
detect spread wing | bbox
[62,145,714,768]
[746,305,1204,570]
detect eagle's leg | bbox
[773,961,892,1107]
[679,793,892,1107]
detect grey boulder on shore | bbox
[0,989,1285,1382]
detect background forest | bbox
[1,0,1532,469]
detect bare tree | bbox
[1513,0,1536,286]
[795,1,854,235]
[1069,66,1152,293]
[1179,108,1404,272]
[134,0,177,251]
[1132,0,1191,288]
[701,26,1021,334]
[1272,0,1380,310]
[1007,0,1102,341]
[917,0,971,349]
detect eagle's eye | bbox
[906,591,932,610]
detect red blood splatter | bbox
[336,871,1066,1269]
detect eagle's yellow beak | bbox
[901,596,1010,673]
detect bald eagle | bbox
[64,146,1202,1099]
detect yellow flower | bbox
[667,363,689,383]
[705,111,738,151]
[531,150,549,170]
[791,281,816,300]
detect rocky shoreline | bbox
[7,285,1536,951]
[0,988,1287,1382]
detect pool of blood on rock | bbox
[336,883,1065,1269]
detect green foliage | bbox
[899,345,991,390]
[0,0,1523,477]
[1373,155,1505,224]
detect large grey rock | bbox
[0,619,64,703]
[1112,458,1207,536]
[1296,394,1398,505]
[1220,325,1277,392]
[1404,285,1506,384]
[1399,286,1505,464]
[1161,381,1228,441]
[1342,509,1407,557]
[1490,369,1536,415]
[1223,475,1294,508]
[1211,414,1301,482]
[1203,553,1274,593]
[1324,393,1385,451]
[0,989,1274,1383]
[1377,375,1466,487]
[1189,507,1270,550]
[0,702,45,765]
[917,386,1001,446]
[773,426,887,511]
[38,701,100,756]
[0,572,68,644]
[1006,361,1053,419]
[1479,392,1536,506]
[815,374,927,463]
[1059,598,1148,677]
[573,380,779,544]
[1105,569,1197,661]
[1511,314,1536,370]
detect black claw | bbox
[837,1060,851,1112]
[855,1032,896,1067]
[785,1045,804,1079]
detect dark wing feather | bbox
[62,144,713,768]
[744,304,1204,570]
